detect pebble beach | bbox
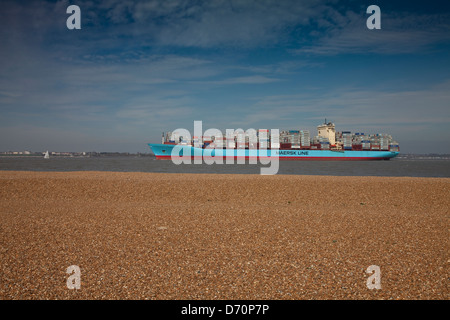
[0,171,448,300]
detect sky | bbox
[0,0,449,153]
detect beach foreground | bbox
[0,171,448,300]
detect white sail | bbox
[44,151,50,159]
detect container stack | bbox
[319,137,330,150]
[258,129,269,149]
[160,125,399,153]
[246,131,257,149]
[236,132,246,149]
[289,130,301,148]
[193,136,202,148]
[249,140,258,149]
[361,136,371,150]
[214,136,226,148]
[352,133,363,150]
[270,130,280,149]
[312,136,320,144]
[379,134,391,151]
[335,132,343,149]
[342,131,352,150]
[226,132,236,149]
[300,130,310,149]
[370,135,380,150]
[280,131,290,144]
[389,141,400,152]
[311,136,321,149]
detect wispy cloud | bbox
[296,9,450,55]
[204,75,283,85]
[126,0,325,48]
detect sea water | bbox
[0,156,449,177]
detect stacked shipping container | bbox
[163,127,399,152]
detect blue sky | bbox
[1,0,449,153]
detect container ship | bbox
[148,121,400,161]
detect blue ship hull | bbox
[148,144,399,161]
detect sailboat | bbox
[44,151,50,159]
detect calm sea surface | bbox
[0,156,449,177]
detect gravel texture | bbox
[0,171,448,300]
